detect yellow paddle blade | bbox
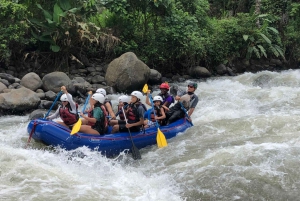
[156,128,168,148]
[70,118,82,135]
[142,84,148,94]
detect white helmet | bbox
[131,91,143,100]
[153,96,163,102]
[91,93,105,104]
[118,95,130,103]
[60,94,71,102]
[96,88,106,96]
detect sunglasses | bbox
[62,101,68,103]
[188,85,194,88]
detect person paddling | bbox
[46,86,78,128]
[144,95,166,128]
[165,82,199,124]
[111,91,146,133]
[79,92,108,135]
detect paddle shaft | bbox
[115,103,129,117]
[82,94,91,114]
[179,102,194,126]
[44,91,63,118]
[121,107,141,160]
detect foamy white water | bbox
[1,70,300,200]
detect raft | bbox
[27,118,193,157]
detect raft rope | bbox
[26,121,37,148]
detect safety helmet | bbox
[131,91,143,100]
[159,83,170,90]
[153,96,163,102]
[118,95,130,103]
[188,82,198,89]
[96,88,107,96]
[60,94,70,102]
[91,93,105,104]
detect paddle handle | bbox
[44,91,63,119]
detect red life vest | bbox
[127,103,147,123]
[59,104,78,125]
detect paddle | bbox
[121,106,142,160]
[26,91,63,148]
[45,91,63,118]
[142,84,148,94]
[149,95,168,148]
[179,102,194,126]
[70,94,90,135]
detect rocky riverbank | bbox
[0,51,292,116]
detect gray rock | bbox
[20,72,43,91]
[42,72,71,92]
[0,88,40,113]
[45,90,57,101]
[105,52,151,92]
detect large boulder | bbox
[189,66,211,78]
[42,72,72,93]
[0,88,40,113]
[20,72,43,91]
[148,69,162,85]
[105,52,151,92]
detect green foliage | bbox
[241,14,285,60]
[29,0,119,57]
[0,0,34,64]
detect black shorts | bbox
[119,123,141,133]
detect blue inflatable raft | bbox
[27,118,193,157]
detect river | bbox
[1,70,300,201]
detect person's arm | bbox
[145,90,151,106]
[105,102,116,119]
[46,107,60,120]
[155,107,166,120]
[162,105,169,111]
[80,107,102,124]
[66,93,76,112]
[188,108,195,117]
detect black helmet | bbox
[188,82,198,89]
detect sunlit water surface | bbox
[1,70,300,201]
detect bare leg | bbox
[56,121,69,128]
[79,125,100,134]
[111,125,120,133]
[109,120,118,126]
[81,119,89,125]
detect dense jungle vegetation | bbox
[0,0,299,74]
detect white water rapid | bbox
[1,70,300,201]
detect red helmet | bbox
[159,83,170,90]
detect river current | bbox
[1,70,300,201]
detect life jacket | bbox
[88,103,108,135]
[150,105,162,122]
[59,104,79,125]
[158,92,174,107]
[127,103,147,123]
